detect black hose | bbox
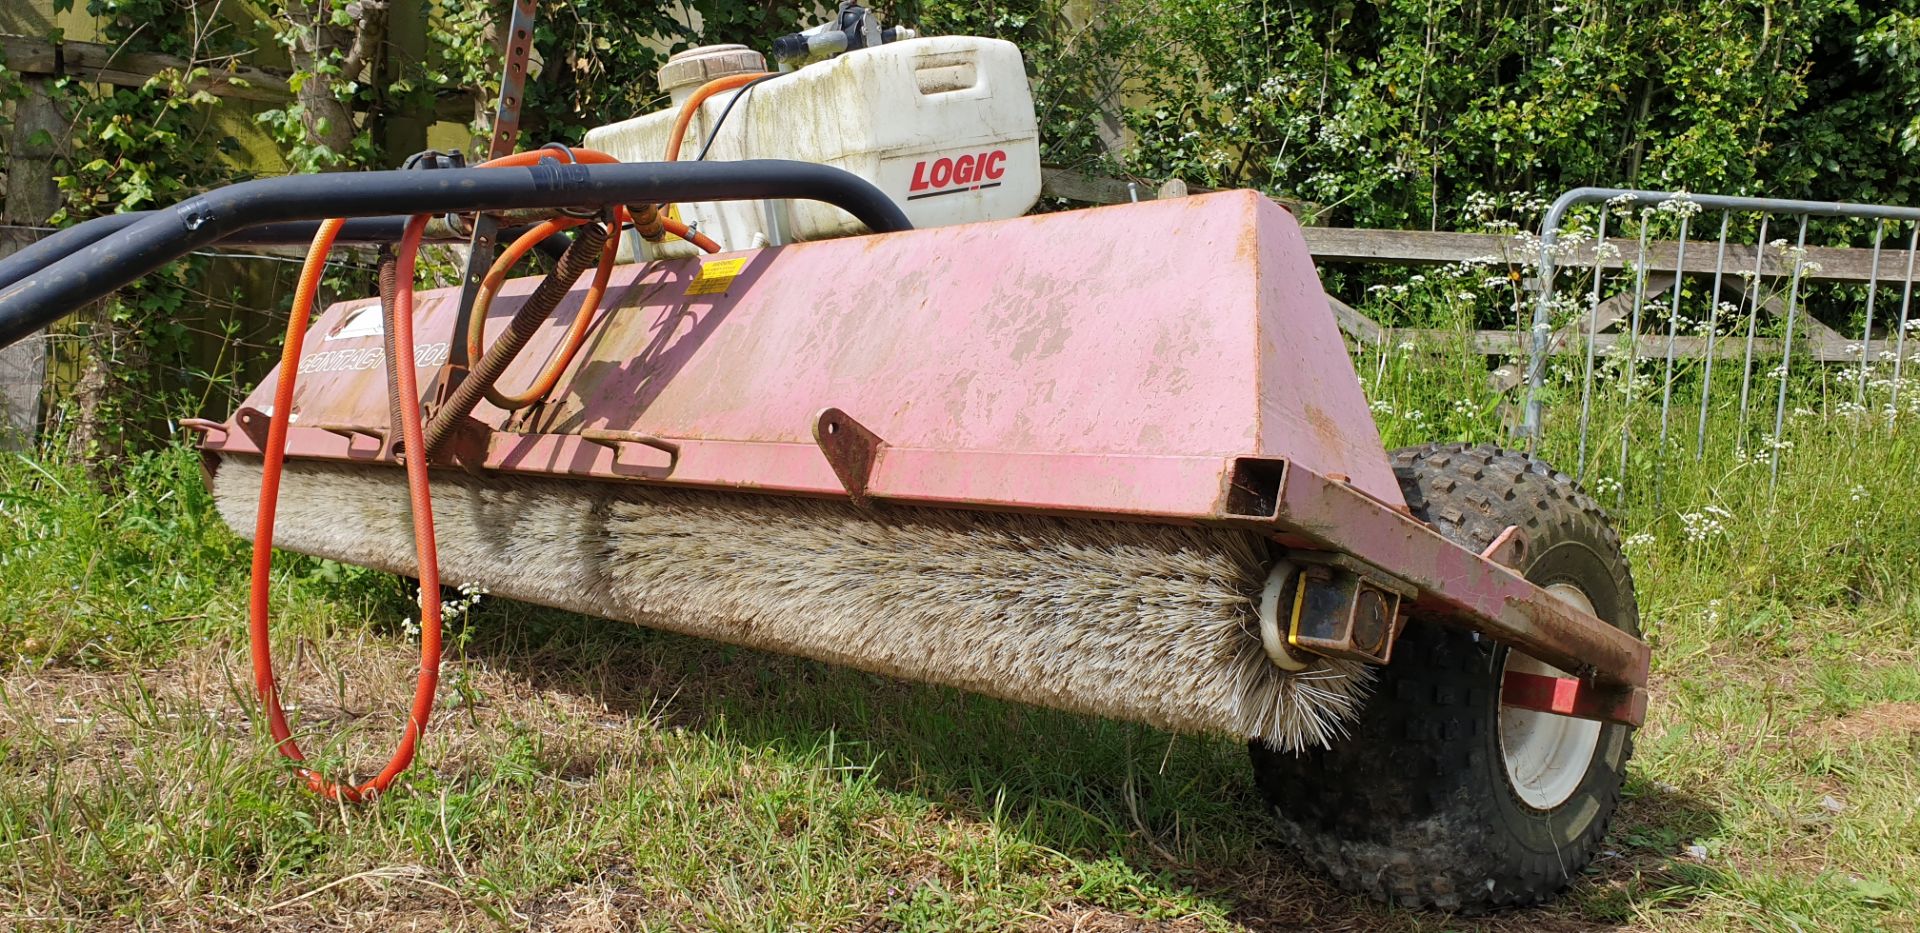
[0,212,145,293]
[233,218,574,261]
[695,73,787,161]
[224,217,450,246]
[0,160,910,349]
[0,215,568,294]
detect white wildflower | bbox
[1680,510,1726,543]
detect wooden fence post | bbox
[0,75,68,450]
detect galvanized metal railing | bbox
[1519,188,1920,497]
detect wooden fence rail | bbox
[1043,168,1908,364]
[0,33,472,117]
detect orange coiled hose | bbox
[467,217,589,409]
[250,146,720,800]
[464,150,718,411]
[465,210,718,412]
[250,213,441,803]
[460,212,718,412]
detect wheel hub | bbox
[1498,582,1605,810]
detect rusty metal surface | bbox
[812,408,884,504]
[1287,563,1399,665]
[1272,465,1651,689]
[449,0,538,373]
[1502,670,1648,727]
[1480,524,1529,567]
[202,191,1651,687]
[210,425,1274,520]
[486,0,536,161]
[207,191,1403,513]
[580,429,680,477]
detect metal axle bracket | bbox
[812,408,885,505]
[1501,670,1649,726]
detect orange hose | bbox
[486,223,621,410]
[250,214,442,803]
[247,144,717,801]
[663,215,722,253]
[478,147,621,168]
[665,73,769,162]
[624,73,771,244]
[466,208,717,412]
[465,216,593,373]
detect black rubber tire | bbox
[1248,442,1639,911]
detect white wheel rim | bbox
[1498,582,1605,810]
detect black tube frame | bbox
[0,215,577,295]
[0,159,910,349]
[0,212,144,293]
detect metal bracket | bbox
[447,0,537,375]
[486,0,536,162]
[1277,549,1418,666]
[1502,670,1648,727]
[233,406,271,448]
[812,408,885,505]
[1481,524,1529,568]
[179,417,228,442]
[1286,563,1401,665]
[313,423,386,442]
[313,422,388,459]
[416,415,491,472]
[580,429,679,476]
[1286,549,1419,599]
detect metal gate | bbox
[1519,188,1920,500]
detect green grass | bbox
[4,354,1919,930]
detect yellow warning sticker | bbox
[685,257,746,295]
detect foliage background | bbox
[502,0,1920,230]
[13,0,1920,228]
[932,0,1920,229]
[3,0,1920,456]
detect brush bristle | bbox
[212,456,1370,750]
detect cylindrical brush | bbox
[212,454,1371,750]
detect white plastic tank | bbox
[583,36,1041,260]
